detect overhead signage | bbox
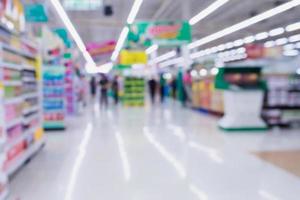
[127,21,191,48]
[86,40,116,57]
[25,4,48,22]
[119,50,148,65]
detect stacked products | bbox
[0,28,44,197]
[63,53,76,114]
[263,74,300,126]
[43,66,66,130]
[123,77,145,106]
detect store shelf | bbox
[3,80,22,86]
[23,113,39,124]
[6,138,45,176]
[22,76,36,82]
[4,96,22,105]
[2,44,36,60]
[6,117,22,129]
[22,64,36,71]
[6,125,38,151]
[264,106,300,110]
[0,62,22,71]
[23,92,38,99]
[23,106,39,115]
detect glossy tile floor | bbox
[9,101,300,200]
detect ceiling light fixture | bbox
[189,0,230,25]
[153,50,177,64]
[146,44,158,55]
[188,0,300,49]
[243,36,255,44]
[159,57,184,68]
[111,0,144,61]
[264,40,275,48]
[269,27,285,36]
[111,27,129,61]
[289,34,300,42]
[50,0,94,66]
[275,37,288,45]
[286,21,300,32]
[255,32,269,40]
[127,0,144,24]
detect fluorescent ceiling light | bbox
[255,32,269,40]
[85,62,113,74]
[50,0,94,66]
[275,37,288,45]
[111,27,129,61]
[269,27,285,36]
[284,49,299,56]
[233,39,244,47]
[153,50,177,64]
[189,0,229,25]
[283,44,295,50]
[217,44,225,51]
[237,47,246,54]
[244,36,255,44]
[127,0,144,24]
[188,0,300,49]
[289,34,300,42]
[159,57,184,68]
[264,40,275,48]
[286,21,300,32]
[199,68,208,76]
[190,51,205,59]
[146,44,158,54]
[225,42,234,49]
[296,42,300,48]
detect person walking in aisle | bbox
[159,73,166,103]
[148,77,157,104]
[90,76,97,100]
[112,75,119,105]
[99,74,109,108]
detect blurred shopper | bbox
[170,77,177,100]
[148,77,157,104]
[112,75,119,105]
[99,74,109,108]
[159,74,166,103]
[90,76,97,99]
[183,70,193,106]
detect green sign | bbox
[54,28,72,48]
[25,4,48,22]
[127,21,191,48]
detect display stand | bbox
[43,66,66,130]
[215,66,268,131]
[123,77,145,106]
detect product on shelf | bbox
[263,73,300,126]
[122,77,145,106]
[43,66,66,130]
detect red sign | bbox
[245,44,264,59]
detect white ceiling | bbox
[47,0,300,55]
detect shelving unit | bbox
[123,77,145,106]
[263,73,300,126]
[43,66,66,130]
[0,27,45,194]
[63,53,76,115]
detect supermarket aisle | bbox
[9,101,300,200]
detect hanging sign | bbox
[119,50,148,65]
[127,21,191,48]
[25,4,48,22]
[86,40,116,56]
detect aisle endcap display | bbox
[215,66,268,131]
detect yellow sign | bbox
[119,50,148,65]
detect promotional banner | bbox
[119,50,148,65]
[86,40,116,57]
[127,21,191,48]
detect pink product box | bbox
[5,104,21,121]
[7,124,22,142]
